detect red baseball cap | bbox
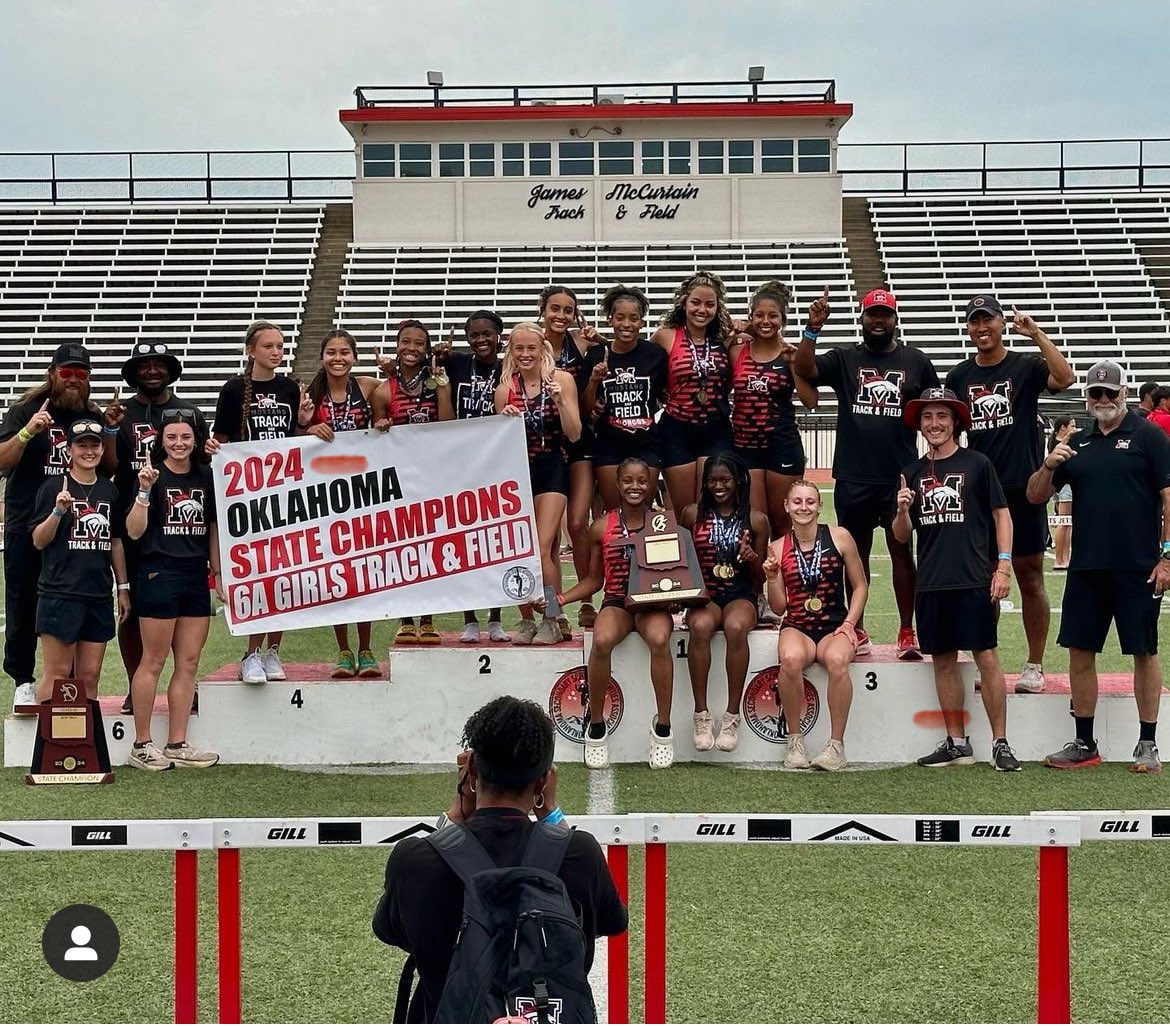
[861,288,897,313]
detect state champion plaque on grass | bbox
[212,417,542,634]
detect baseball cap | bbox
[861,288,897,313]
[52,343,91,369]
[965,294,1004,320]
[68,419,104,444]
[1082,360,1126,394]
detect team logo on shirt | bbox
[131,422,158,467]
[742,667,820,743]
[46,427,69,469]
[249,395,292,439]
[918,473,966,524]
[456,380,495,418]
[548,666,624,743]
[512,996,564,1023]
[604,367,653,431]
[164,488,206,535]
[853,369,904,418]
[744,374,770,394]
[967,382,1013,430]
[1115,438,1131,450]
[69,500,112,550]
[406,406,434,424]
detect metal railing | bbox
[2,137,1169,205]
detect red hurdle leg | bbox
[644,842,668,1024]
[1037,845,1071,1024]
[174,850,198,1024]
[218,847,243,1024]
[606,845,629,1024]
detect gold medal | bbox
[695,389,708,405]
[804,596,823,613]
[713,563,735,580]
[424,375,439,390]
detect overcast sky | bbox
[1,0,1165,153]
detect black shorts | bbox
[733,435,806,475]
[834,478,898,537]
[137,560,212,620]
[593,428,661,470]
[998,485,1048,558]
[658,412,734,469]
[122,539,141,621]
[566,425,593,464]
[915,586,998,654]
[708,588,758,612]
[1057,568,1161,656]
[530,455,570,497]
[36,594,116,645]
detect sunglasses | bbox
[57,366,89,380]
[1087,387,1121,400]
[133,342,170,357]
[70,420,103,437]
[161,409,198,426]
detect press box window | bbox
[439,143,464,178]
[529,142,552,177]
[641,141,664,175]
[798,138,831,173]
[728,140,754,174]
[598,141,634,175]
[698,140,723,174]
[559,141,594,175]
[502,142,525,177]
[362,144,394,178]
[468,143,494,176]
[399,143,432,178]
[761,139,794,173]
[668,140,691,175]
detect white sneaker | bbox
[262,646,286,681]
[583,724,610,769]
[693,710,715,752]
[532,618,561,645]
[487,621,511,643]
[459,622,481,644]
[165,741,220,769]
[513,619,539,646]
[649,724,675,769]
[1015,662,1045,694]
[240,651,267,684]
[810,739,848,772]
[784,732,810,769]
[128,741,174,772]
[12,681,37,713]
[715,712,741,752]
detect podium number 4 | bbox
[291,689,304,708]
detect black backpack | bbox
[394,820,597,1024]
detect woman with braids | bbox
[650,270,734,512]
[373,695,627,1024]
[679,454,769,754]
[374,319,455,646]
[125,411,221,770]
[557,457,676,770]
[495,323,581,646]
[539,285,602,634]
[729,281,824,538]
[761,480,868,771]
[304,329,385,676]
[213,320,305,685]
[583,284,668,510]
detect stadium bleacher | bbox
[0,205,322,412]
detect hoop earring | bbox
[534,792,545,810]
[468,781,476,794]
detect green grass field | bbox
[1,497,1168,1023]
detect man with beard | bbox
[1027,360,1170,772]
[0,343,111,710]
[110,341,208,713]
[945,295,1075,695]
[794,288,939,657]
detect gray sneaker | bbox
[240,651,266,684]
[1015,663,1045,694]
[693,711,715,752]
[917,737,976,767]
[128,741,174,772]
[261,646,287,681]
[784,732,809,769]
[513,619,539,646]
[165,741,220,769]
[1130,740,1162,774]
[532,618,561,645]
[714,712,741,753]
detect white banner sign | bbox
[212,418,542,635]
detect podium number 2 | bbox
[478,655,492,675]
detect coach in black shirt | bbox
[794,287,939,658]
[373,697,627,1022]
[1028,360,1170,772]
[946,295,1074,695]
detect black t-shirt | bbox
[901,447,1006,592]
[945,351,1054,487]
[1053,411,1170,571]
[212,375,299,441]
[446,352,502,420]
[33,473,125,601]
[584,340,667,437]
[114,395,208,508]
[815,343,939,484]
[138,464,216,562]
[373,808,628,1024]
[0,397,104,530]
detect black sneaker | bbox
[917,737,976,767]
[120,693,133,715]
[1043,738,1101,769]
[992,739,1022,772]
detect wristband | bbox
[997,552,1012,561]
[51,507,67,519]
[801,328,820,342]
[135,496,150,508]
[1161,542,1170,555]
[103,425,119,436]
[543,806,565,826]
[17,427,33,444]
[116,583,130,591]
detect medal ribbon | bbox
[791,530,823,593]
[710,512,742,564]
[685,329,713,382]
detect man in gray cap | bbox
[1027,360,1170,772]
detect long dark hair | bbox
[660,270,733,346]
[149,411,210,468]
[697,452,751,523]
[307,329,358,406]
[1048,415,1075,452]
